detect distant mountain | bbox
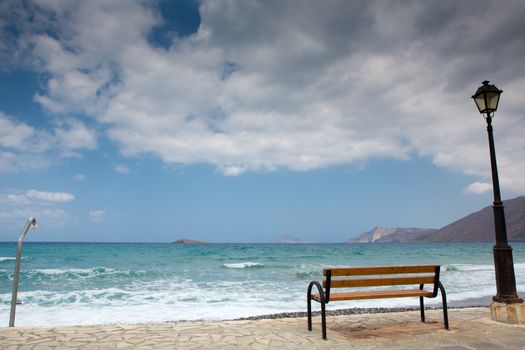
[418,196,525,242]
[348,227,436,243]
[348,196,525,243]
[277,235,311,244]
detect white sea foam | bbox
[0,257,17,262]
[1,271,524,327]
[0,280,306,326]
[223,262,264,269]
[444,264,494,272]
[34,268,101,275]
[513,263,525,270]
[2,283,507,328]
[29,267,148,278]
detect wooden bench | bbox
[307,265,449,340]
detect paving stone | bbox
[100,334,123,342]
[1,308,525,349]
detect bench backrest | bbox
[323,265,441,301]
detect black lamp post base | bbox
[492,296,523,304]
[492,244,522,304]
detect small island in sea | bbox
[172,239,207,244]
[277,235,311,244]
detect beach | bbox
[2,307,525,349]
[2,242,525,348]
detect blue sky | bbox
[0,0,523,243]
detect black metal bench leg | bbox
[321,301,327,340]
[307,296,312,331]
[419,283,425,322]
[438,281,449,330]
[419,296,425,322]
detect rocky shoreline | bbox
[235,303,488,321]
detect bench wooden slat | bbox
[312,288,433,302]
[325,276,436,288]
[324,265,439,276]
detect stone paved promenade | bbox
[2,308,525,349]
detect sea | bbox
[1,242,525,327]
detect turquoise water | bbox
[1,242,525,327]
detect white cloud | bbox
[73,174,86,181]
[3,189,74,203]
[0,188,73,228]
[3,0,525,193]
[0,113,35,150]
[0,208,32,219]
[26,189,75,202]
[89,210,106,221]
[219,165,247,176]
[41,208,68,221]
[0,113,55,171]
[464,182,493,194]
[4,193,30,204]
[0,113,96,172]
[114,164,130,174]
[53,119,97,156]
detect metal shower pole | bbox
[9,217,37,327]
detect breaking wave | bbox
[222,262,264,269]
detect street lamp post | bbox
[471,80,522,305]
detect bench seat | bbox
[312,288,434,302]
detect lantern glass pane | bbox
[486,91,500,111]
[474,94,486,113]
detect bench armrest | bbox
[308,280,326,304]
[432,266,441,297]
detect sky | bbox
[0,0,524,243]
